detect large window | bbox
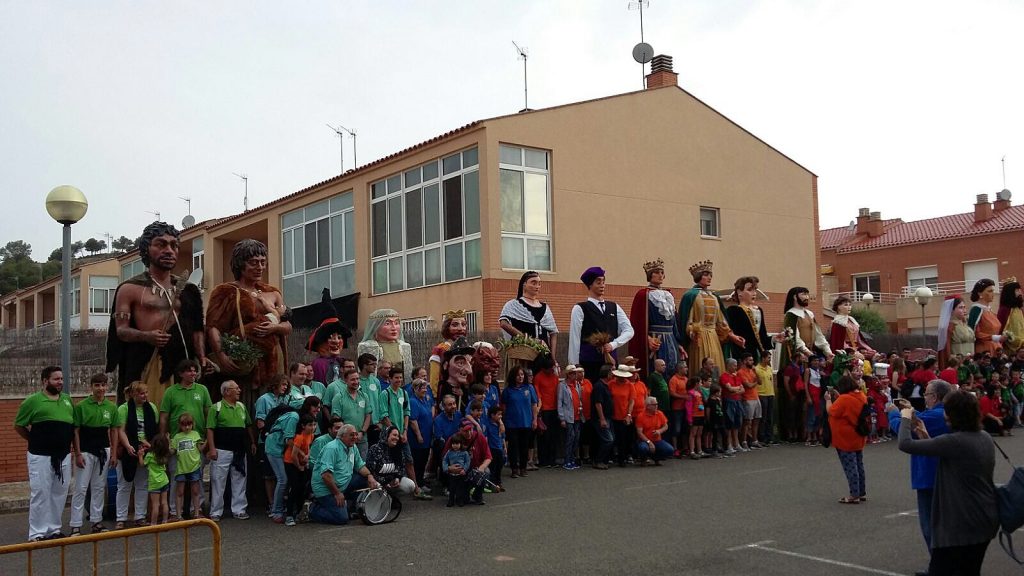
[89,276,118,314]
[370,148,480,295]
[63,276,81,317]
[906,266,938,291]
[281,192,356,308]
[852,273,880,295]
[121,259,144,281]
[191,237,205,290]
[499,144,551,270]
[700,207,720,238]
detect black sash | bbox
[28,421,74,481]
[122,401,157,482]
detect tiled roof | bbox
[821,205,1024,253]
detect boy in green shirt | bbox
[70,374,117,535]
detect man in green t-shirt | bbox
[70,374,118,535]
[205,380,256,521]
[159,358,212,517]
[15,366,75,541]
[309,425,378,525]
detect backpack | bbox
[994,440,1024,565]
[261,404,297,442]
[854,401,872,437]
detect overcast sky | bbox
[2,0,1022,259]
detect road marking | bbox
[494,555,516,562]
[490,496,564,509]
[737,466,786,476]
[729,541,907,576]
[624,479,688,491]
[98,546,212,566]
[884,509,919,519]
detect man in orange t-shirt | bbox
[668,363,689,451]
[609,367,636,466]
[634,397,673,464]
[533,357,562,468]
[736,353,763,450]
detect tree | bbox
[0,258,42,295]
[48,247,63,262]
[70,241,84,257]
[0,240,32,263]
[84,238,102,255]
[40,260,62,280]
[111,235,136,252]
[851,307,889,337]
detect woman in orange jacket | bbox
[827,375,868,504]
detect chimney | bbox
[975,193,993,223]
[867,211,884,237]
[645,55,678,89]
[994,189,1012,212]
[856,207,871,235]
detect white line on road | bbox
[737,466,786,476]
[884,509,919,519]
[729,541,907,576]
[624,479,688,491]
[489,497,564,509]
[98,546,212,566]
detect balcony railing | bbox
[831,291,900,306]
[900,281,971,298]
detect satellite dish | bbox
[847,220,856,232]
[186,268,203,287]
[998,188,1012,201]
[182,214,196,228]
[632,42,654,64]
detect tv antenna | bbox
[512,41,529,111]
[327,123,358,172]
[145,210,161,222]
[629,0,652,88]
[1003,155,1008,189]
[233,172,249,211]
[178,196,192,216]
[102,232,113,252]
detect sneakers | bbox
[209,515,221,522]
[285,516,296,527]
[272,515,285,524]
[738,444,750,452]
[414,491,434,501]
[724,448,737,456]
[689,453,701,460]
[69,527,81,536]
[235,512,250,520]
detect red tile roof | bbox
[820,205,1024,253]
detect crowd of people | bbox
[12,221,1020,573]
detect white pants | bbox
[168,454,207,515]
[116,459,148,522]
[70,449,109,527]
[208,449,248,518]
[27,452,71,541]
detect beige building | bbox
[1,257,120,331]
[4,57,821,340]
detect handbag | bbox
[993,440,1024,564]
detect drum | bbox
[355,488,402,525]
[466,467,488,487]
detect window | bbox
[852,273,880,296]
[465,311,478,334]
[699,207,720,238]
[370,147,480,294]
[499,144,551,270]
[401,317,431,335]
[281,192,356,308]
[906,266,938,291]
[120,259,144,281]
[64,276,81,317]
[192,237,205,290]
[89,276,118,314]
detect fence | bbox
[0,518,221,576]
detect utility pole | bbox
[233,173,248,211]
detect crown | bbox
[443,309,466,321]
[1002,276,1019,286]
[643,258,665,274]
[688,260,713,277]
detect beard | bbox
[797,296,810,307]
[45,385,61,395]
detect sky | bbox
[2,0,1022,259]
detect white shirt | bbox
[567,297,635,365]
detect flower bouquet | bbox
[498,334,550,362]
[220,334,263,376]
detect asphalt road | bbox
[2,436,1023,576]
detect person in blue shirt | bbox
[485,405,506,491]
[407,377,434,493]
[501,365,539,478]
[405,366,434,407]
[889,378,952,569]
[441,433,471,507]
[481,371,501,413]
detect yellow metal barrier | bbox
[0,518,221,576]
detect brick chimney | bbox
[856,207,871,235]
[994,190,1012,212]
[646,55,678,89]
[975,193,993,223]
[867,211,884,237]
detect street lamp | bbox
[861,292,874,309]
[913,286,933,348]
[45,185,88,377]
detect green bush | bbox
[851,307,888,336]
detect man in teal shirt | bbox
[357,353,382,444]
[309,424,378,525]
[331,369,372,457]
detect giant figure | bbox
[678,260,744,379]
[628,258,685,379]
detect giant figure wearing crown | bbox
[628,258,686,378]
[677,260,744,379]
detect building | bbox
[820,192,1023,334]
[4,56,821,344]
[1,256,120,331]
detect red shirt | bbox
[610,379,633,421]
[980,395,1002,419]
[632,380,649,418]
[720,372,742,401]
[534,371,559,411]
[938,368,958,385]
[635,409,668,442]
[569,383,582,421]
[580,379,593,420]
[669,375,688,411]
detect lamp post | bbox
[913,286,933,348]
[45,185,89,376]
[861,292,874,309]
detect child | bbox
[704,384,728,457]
[686,376,706,459]
[442,433,471,507]
[284,414,316,526]
[804,356,823,446]
[140,433,171,525]
[463,399,487,435]
[468,384,490,414]
[485,406,506,492]
[170,413,204,520]
[668,362,689,455]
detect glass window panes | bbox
[525,148,547,169]
[386,175,402,194]
[527,239,551,270]
[444,243,463,281]
[699,207,719,237]
[524,173,548,234]
[283,230,294,275]
[292,226,305,272]
[424,248,442,285]
[424,184,441,244]
[343,211,354,262]
[192,237,204,253]
[372,182,386,199]
[389,256,404,292]
[465,238,481,278]
[405,189,423,249]
[305,269,329,304]
[329,193,353,213]
[304,223,318,270]
[500,144,521,166]
[372,202,387,257]
[422,161,438,181]
[373,260,389,295]
[331,264,355,296]
[282,209,304,230]
[283,275,304,308]
[330,215,344,265]
[404,168,421,187]
[500,169,524,233]
[90,276,118,289]
[502,237,525,269]
[388,196,403,252]
[443,177,463,240]
[407,252,424,289]
[317,219,330,268]
[443,153,461,175]
[464,171,479,235]
[462,147,478,168]
[305,200,329,221]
